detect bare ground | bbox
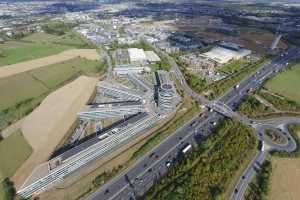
[0,118,24,138]
[269,129,300,200]
[12,76,98,189]
[269,158,300,200]
[0,49,100,79]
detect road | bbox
[86,47,300,200]
[87,111,224,200]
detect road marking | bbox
[101,115,213,200]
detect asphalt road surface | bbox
[86,47,300,200]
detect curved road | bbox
[86,46,300,200]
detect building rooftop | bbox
[145,51,161,62]
[128,48,147,62]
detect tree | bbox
[2,178,16,200]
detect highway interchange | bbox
[86,47,300,200]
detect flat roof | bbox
[145,51,161,62]
[202,47,251,64]
[128,48,147,62]
[60,112,148,161]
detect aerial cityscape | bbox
[0,1,300,200]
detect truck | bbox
[182,144,192,154]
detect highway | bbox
[87,111,224,200]
[86,47,300,200]
[166,46,300,200]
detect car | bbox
[104,189,110,194]
[166,161,171,168]
[242,176,245,179]
[190,121,196,127]
[211,121,217,126]
[234,188,238,194]
[149,152,155,158]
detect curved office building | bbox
[158,83,175,113]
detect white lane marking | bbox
[105,116,213,200]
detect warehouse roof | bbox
[128,48,147,62]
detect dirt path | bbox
[0,49,100,79]
[12,76,98,188]
[0,118,24,138]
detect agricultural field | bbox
[0,184,4,200]
[0,58,105,131]
[0,32,93,66]
[269,125,300,200]
[13,76,98,188]
[269,158,300,200]
[265,62,300,104]
[0,130,32,181]
[0,49,100,79]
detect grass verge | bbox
[271,124,300,157]
[244,159,272,200]
[258,90,300,112]
[237,95,273,117]
[143,119,257,200]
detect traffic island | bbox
[263,128,288,146]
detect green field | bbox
[217,59,249,74]
[0,184,4,200]
[0,32,93,66]
[0,58,105,131]
[0,130,32,181]
[265,62,300,104]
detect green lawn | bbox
[0,58,105,131]
[29,58,104,89]
[0,130,32,181]
[217,59,249,74]
[0,32,93,66]
[0,73,48,111]
[0,184,4,200]
[265,62,300,104]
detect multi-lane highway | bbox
[87,111,224,200]
[86,47,300,200]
